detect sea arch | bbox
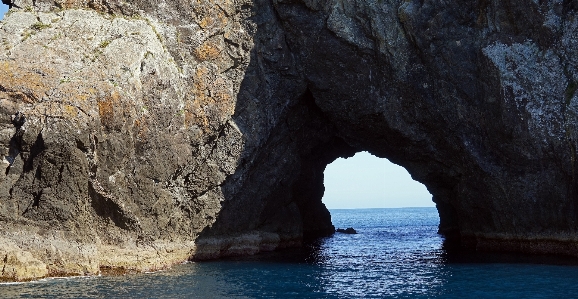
[194,0,578,258]
[0,0,577,283]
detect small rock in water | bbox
[336,227,357,234]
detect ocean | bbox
[4,208,578,298]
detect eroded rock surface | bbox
[1,0,578,281]
[0,0,255,280]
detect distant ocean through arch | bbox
[4,208,578,298]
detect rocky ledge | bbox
[1,0,578,282]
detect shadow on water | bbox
[215,234,578,267]
[257,244,578,267]
[439,232,578,266]
[214,238,331,264]
[441,245,578,266]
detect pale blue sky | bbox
[0,4,7,20]
[322,151,433,209]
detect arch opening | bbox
[322,151,434,209]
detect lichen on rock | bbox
[0,0,254,281]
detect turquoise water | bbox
[4,208,578,298]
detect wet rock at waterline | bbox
[336,228,357,234]
[1,0,578,281]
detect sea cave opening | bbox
[322,151,434,210]
[321,151,438,235]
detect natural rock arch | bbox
[0,0,578,281]
[195,0,578,258]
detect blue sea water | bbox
[4,208,578,298]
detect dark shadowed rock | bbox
[1,0,578,281]
[336,228,357,234]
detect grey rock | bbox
[0,0,578,281]
[336,228,357,234]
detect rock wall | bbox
[0,0,257,280]
[1,0,578,281]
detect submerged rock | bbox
[1,0,578,281]
[336,228,357,234]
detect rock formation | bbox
[336,228,357,234]
[0,0,577,281]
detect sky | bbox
[0,4,7,20]
[322,151,434,209]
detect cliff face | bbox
[274,0,578,251]
[1,0,578,281]
[0,0,257,280]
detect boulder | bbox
[336,228,357,234]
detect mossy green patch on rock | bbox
[30,22,51,30]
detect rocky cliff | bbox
[1,0,578,281]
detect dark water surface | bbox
[4,208,578,298]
